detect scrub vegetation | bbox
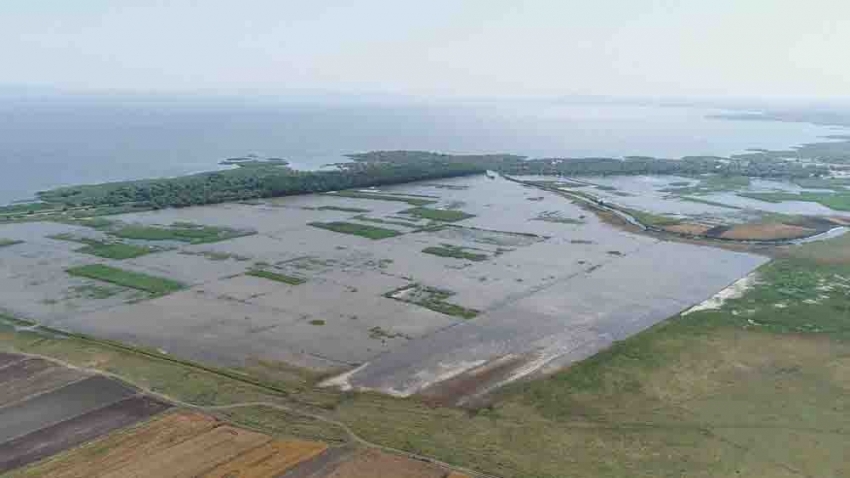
[0,239,23,248]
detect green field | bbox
[422,245,488,262]
[309,221,403,240]
[111,222,255,244]
[48,234,158,259]
[352,215,421,228]
[66,264,184,295]
[246,269,306,285]
[401,207,475,222]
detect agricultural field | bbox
[0,351,457,478]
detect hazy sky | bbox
[2,0,848,99]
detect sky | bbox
[1,0,848,100]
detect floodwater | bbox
[0,174,770,399]
[522,174,850,223]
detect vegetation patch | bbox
[179,250,251,262]
[0,239,23,248]
[309,221,403,240]
[385,284,479,319]
[327,190,436,206]
[247,269,306,285]
[401,207,475,222]
[49,234,160,259]
[66,283,124,300]
[111,222,255,244]
[533,211,584,225]
[352,215,421,228]
[422,245,488,262]
[308,319,326,326]
[315,206,372,213]
[66,264,184,295]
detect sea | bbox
[0,93,845,205]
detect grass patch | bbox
[422,245,488,262]
[328,190,436,206]
[533,211,584,224]
[309,221,402,240]
[179,250,251,262]
[111,223,255,244]
[316,206,372,213]
[0,239,23,248]
[48,234,159,259]
[352,215,421,228]
[247,269,306,285]
[620,207,681,227]
[401,207,475,222]
[66,264,184,295]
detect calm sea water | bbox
[0,94,843,205]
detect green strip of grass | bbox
[422,245,488,262]
[352,215,421,228]
[316,206,372,213]
[328,190,436,206]
[66,264,184,295]
[0,239,23,248]
[48,234,158,259]
[309,221,402,240]
[401,207,475,222]
[247,269,306,285]
[111,223,254,244]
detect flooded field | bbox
[523,174,850,223]
[0,174,768,399]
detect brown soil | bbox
[322,449,446,478]
[719,223,814,241]
[662,223,713,235]
[201,439,327,478]
[98,425,271,478]
[16,411,218,478]
[0,396,170,474]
